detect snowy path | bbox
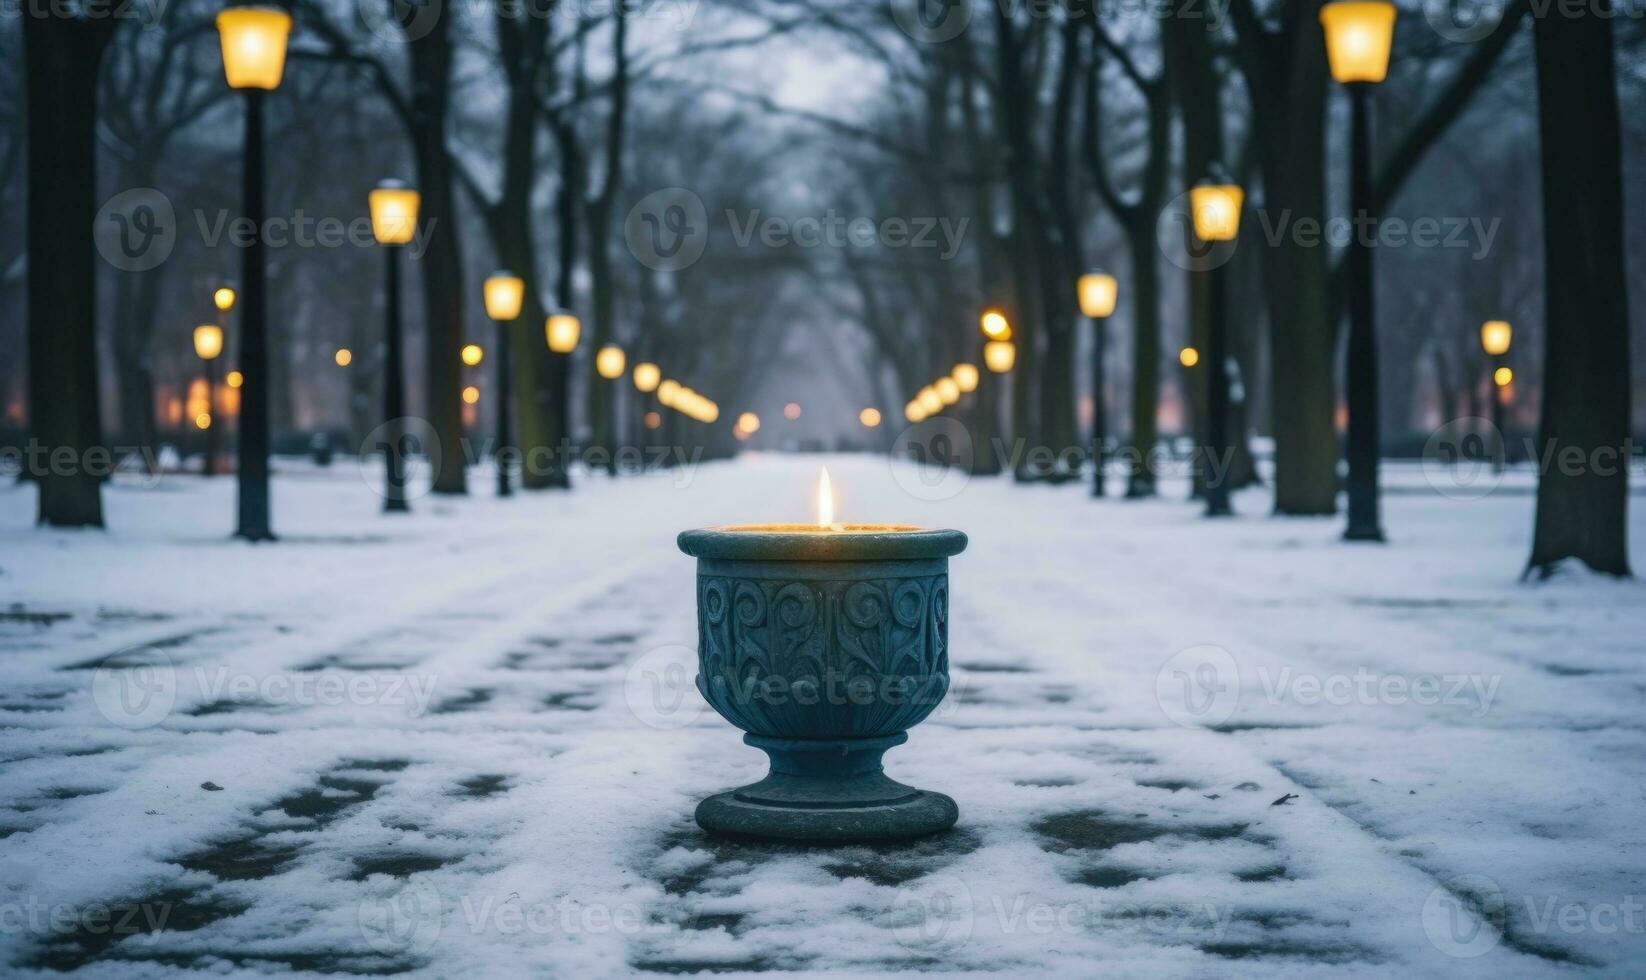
[1,455,1643,977]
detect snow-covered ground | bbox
[1,454,1643,978]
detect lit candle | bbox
[817,467,843,532]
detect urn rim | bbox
[679,525,967,562]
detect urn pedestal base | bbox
[696,732,957,843]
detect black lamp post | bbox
[632,361,660,463]
[216,6,291,541]
[369,181,420,513]
[1322,0,1397,542]
[193,324,224,476]
[1077,272,1117,497]
[1481,320,1512,471]
[1189,177,1243,517]
[483,272,526,497]
[596,344,627,474]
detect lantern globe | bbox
[546,311,581,353]
[1179,346,1201,368]
[335,348,353,367]
[1481,320,1513,357]
[737,412,761,434]
[1189,182,1244,243]
[216,7,292,91]
[1494,366,1514,387]
[1077,272,1119,318]
[461,344,484,366]
[860,407,882,428]
[194,325,224,360]
[934,377,961,406]
[462,385,481,405]
[952,363,979,393]
[369,181,421,246]
[983,340,1016,374]
[227,371,244,388]
[633,362,661,392]
[905,402,926,423]
[917,386,944,415]
[483,272,526,321]
[1319,1,1397,85]
[214,287,237,312]
[658,379,681,407]
[980,309,1012,341]
[596,344,626,380]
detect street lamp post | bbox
[1481,319,1512,471]
[1077,271,1118,497]
[193,324,224,476]
[216,6,290,541]
[545,309,581,488]
[483,272,525,497]
[1189,177,1243,517]
[1321,0,1396,541]
[632,361,660,462]
[596,344,626,475]
[369,180,420,513]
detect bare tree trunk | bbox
[407,9,468,495]
[1526,1,1632,577]
[24,11,114,526]
[1230,0,1338,515]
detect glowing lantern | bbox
[596,344,626,380]
[483,272,525,321]
[546,311,581,353]
[983,340,1016,373]
[1319,1,1397,85]
[368,181,421,246]
[1481,320,1512,357]
[216,7,291,91]
[193,325,224,361]
[1077,272,1118,318]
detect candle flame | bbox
[817,468,834,529]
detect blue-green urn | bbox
[678,524,968,842]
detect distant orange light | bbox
[463,385,480,404]
[784,402,802,421]
[1179,346,1201,368]
[859,407,882,428]
[335,348,353,367]
[980,309,1011,341]
[644,411,662,430]
[194,412,212,430]
[226,371,244,388]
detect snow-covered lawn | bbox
[1,454,1642,977]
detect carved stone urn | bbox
[678,524,968,842]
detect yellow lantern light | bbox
[369,181,421,246]
[983,340,1016,374]
[226,371,244,388]
[596,344,626,380]
[632,362,661,393]
[1179,346,1201,368]
[335,348,353,367]
[483,272,525,322]
[1481,320,1513,357]
[701,400,720,424]
[657,379,680,407]
[918,386,943,415]
[195,412,213,430]
[860,407,882,428]
[463,385,481,404]
[1494,366,1514,388]
[737,412,761,434]
[461,344,484,366]
[546,311,581,354]
[216,7,292,91]
[1077,272,1118,318]
[935,377,961,406]
[952,363,979,393]
[193,324,224,361]
[1189,181,1244,243]
[214,287,237,312]
[905,401,926,423]
[980,308,1012,341]
[1319,1,1398,85]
